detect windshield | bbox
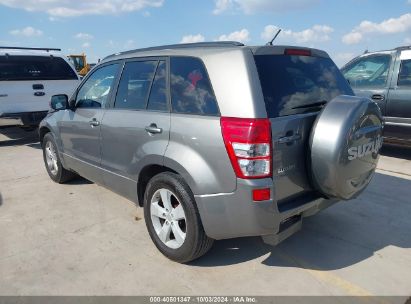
[0,56,78,81]
[254,55,353,117]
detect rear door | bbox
[59,63,120,184]
[384,50,411,142]
[0,55,78,114]
[341,52,395,115]
[253,49,353,205]
[100,58,170,201]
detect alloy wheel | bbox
[150,188,187,249]
[45,141,58,176]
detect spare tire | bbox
[310,95,383,200]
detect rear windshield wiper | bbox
[292,100,327,109]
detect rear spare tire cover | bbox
[310,95,383,200]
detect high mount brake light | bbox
[284,49,312,56]
[221,117,272,179]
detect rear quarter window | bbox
[170,56,219,116]
[0,55,78,81]
[254,55,353,117]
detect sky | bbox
[0,0,410,66]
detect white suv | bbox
[0,47,80,128]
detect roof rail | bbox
[0,46,61,52]
[104,41,244,60]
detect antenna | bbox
[266,29,282,46]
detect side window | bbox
[76,64,119,109]
[342,55,391,88]
[398,59,411,87]
[114,61,157,110]
[170,57,219,116]
[147,61,168,111]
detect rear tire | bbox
[42,133,76,183]
[144,172,213,263]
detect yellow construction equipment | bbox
[68,54,91,76]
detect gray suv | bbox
[341,46,411,147]
[39,42,383,263]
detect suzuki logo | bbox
[348,136,383,161]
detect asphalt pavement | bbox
[0,127,410,300]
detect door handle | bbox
[145,123,162,134]
[32,84,44,90]
[371,94,385,101]
[276,134,301,144]
[89,119,100,127]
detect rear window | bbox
[254,55,353,117]
[0,56,78,81]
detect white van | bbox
[0,47,80,128]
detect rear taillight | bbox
[221,117,272,179]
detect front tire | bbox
[42,133,75,183]
[144,172,213,263]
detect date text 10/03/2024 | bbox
[149,297,257,303]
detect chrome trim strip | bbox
[62,153,136,182]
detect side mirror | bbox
[50,94,68,111]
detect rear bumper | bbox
[195,178,338,243]
[0,111,48,127]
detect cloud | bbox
[333,52,356,67]
[334,52,355,62]
[213,0,319,14]
[180,34,205,43]
[342,32,362,45]
[0,0,164,17]
[261,24,333,43]
[213,0,232,14]
[74,32,94,40]
[123,39,136,49]
[342,13,411,45]
[217,29,250,43]
[9,26,43,37]
[81,42,91,48]
[106,39,136,51]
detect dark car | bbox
[341,46,411,147]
